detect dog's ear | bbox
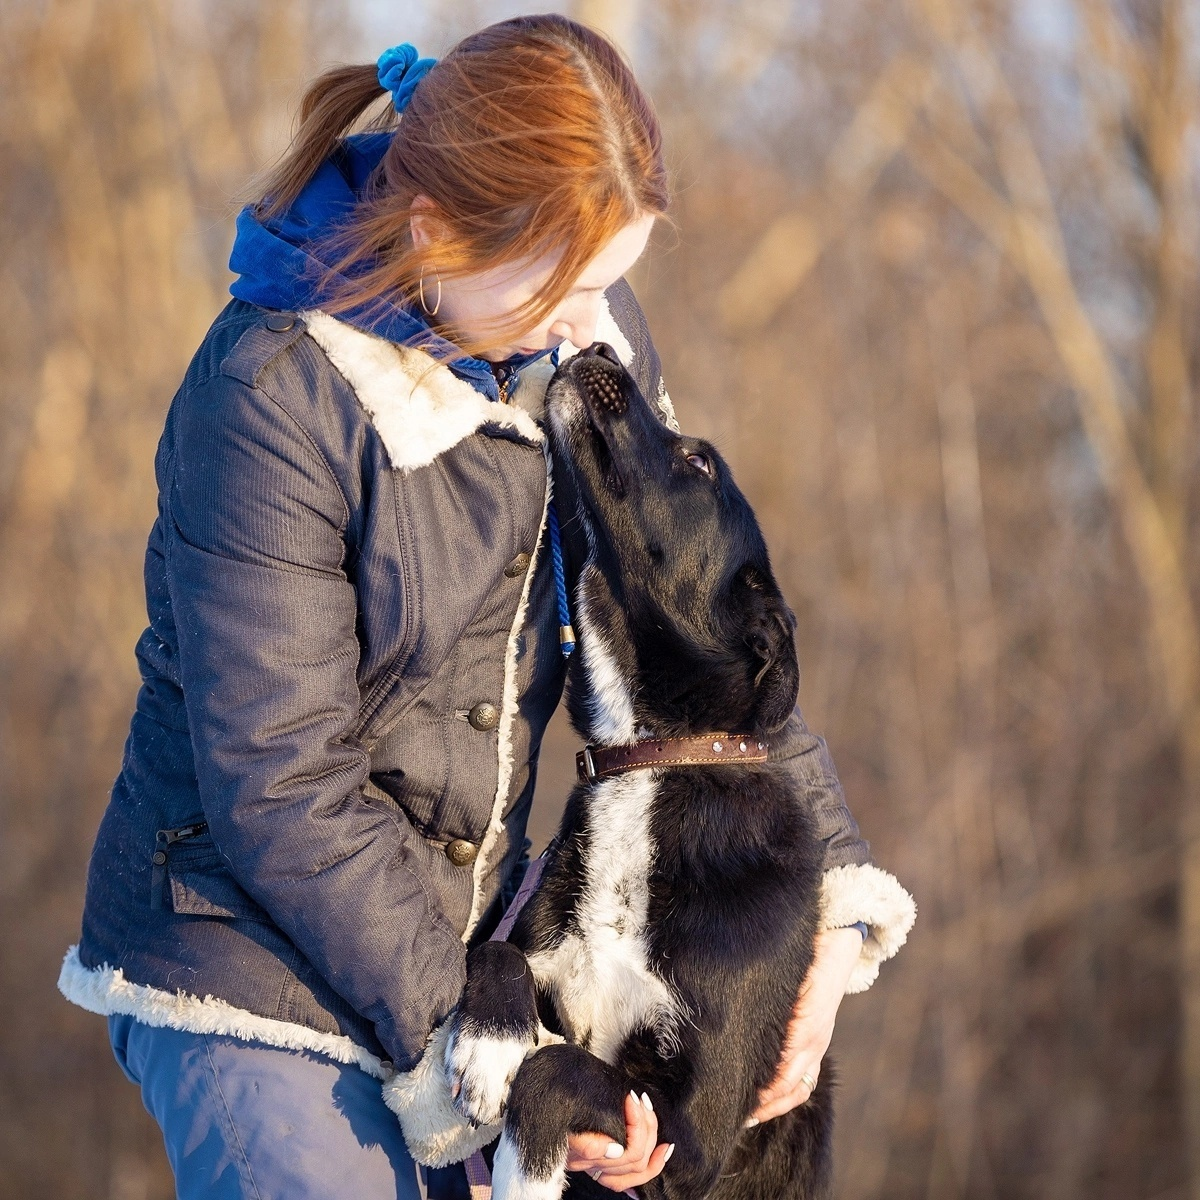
[736,566,800,733]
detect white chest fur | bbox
[528,773,679,1064]
[572,568,637,746]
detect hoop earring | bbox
[418,266,441,317]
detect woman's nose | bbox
[550,297,604,350]
[552,319,598,350]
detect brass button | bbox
[445,839,478,867]
[468,702,499,731]
[504,552,532,578]
[265,313,295,332]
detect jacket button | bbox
[445,839,479,867]
[504,552,532,578]
[152,851,167,866]
[468,702,499,731]
[265,313,295,332]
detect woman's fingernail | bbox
[605,1142,625,1159]
[664,1143,676,1163]
[641,1091,653,1112]
[630,1089,641,1105]
[744,1117,760,1128]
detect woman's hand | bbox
[566,1090,674,1194]
[748,926,864,1124]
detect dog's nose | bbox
[578,342,623,367]
[574,343,629,417]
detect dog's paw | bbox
[444,1016,536,1127]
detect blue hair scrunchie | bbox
[377,43,437,113]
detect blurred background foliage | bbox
[1,0,1197,1196]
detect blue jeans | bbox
[108,1015,469,1200]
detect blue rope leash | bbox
[545,344,574,658]
[547,499,575,657]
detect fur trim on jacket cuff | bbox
[819,863,917,994]
[381,1018,567,1167]
[382,1019,500,1167]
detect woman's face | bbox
[410,208,656,362]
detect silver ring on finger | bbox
[800,1072,817,1093]
[591,1168,604,1182]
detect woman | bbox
[59,15,915,1199]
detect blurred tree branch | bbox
[903,6,1200,1187]
[714,1,1197,1189]
[717,54,934,333]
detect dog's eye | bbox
[686,453,712,476]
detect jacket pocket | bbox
[153,822,271,922]
[169,863,271,922]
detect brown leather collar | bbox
[576,733,769,783]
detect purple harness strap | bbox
[461,856,547,1198]
[492,856,547,943]
[463,1150,494,1200]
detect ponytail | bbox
[257,65,392,220]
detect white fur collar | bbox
[301,298,655,473]
[302,310,545,472]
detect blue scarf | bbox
[227,132,549,401]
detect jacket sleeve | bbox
[769,708,916,992]
[605,278,916,992]
[165,367,466,1070]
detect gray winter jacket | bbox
[59,285,915,1077]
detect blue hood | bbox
[228,133,546,398]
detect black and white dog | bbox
[434,342,833,1199]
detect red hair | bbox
[256,15,669,358]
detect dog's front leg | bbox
[492,1043,634,1200]
[445,940,541,1127]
